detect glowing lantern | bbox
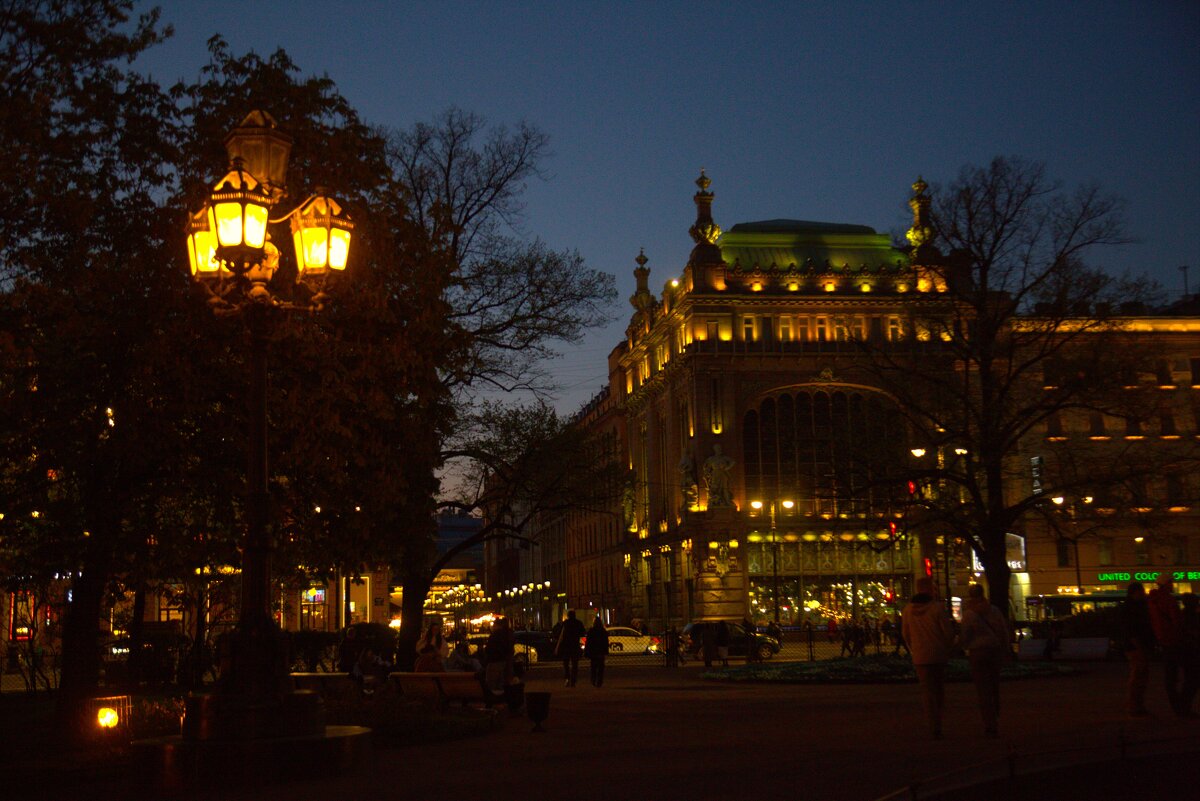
[291,191,354,277]
[186,206,221,277]
[209,158,272,271]
[97,707,119,729]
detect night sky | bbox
[140,1,1200,413]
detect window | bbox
[887,317,903,342]
[705,319,719,341]
[1046,413,1064,438]
[1056,540,1072,568]
[815,317,829,342]
[1088,412,1107,438]
[1191,357,1200,387]
[742,315,756,342]
[778,316,792,342]
[1161,411,1177,437]
[1155,360,1173,386]
[1135,537,1149,565]
[1125,416,1143,438]
[834,319,850,341]
[1097,537,1114,566]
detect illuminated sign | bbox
[302,587,326,604]
[1096,570,1200,583]
[972,533,1027,573]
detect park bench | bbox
[290,671,360,701]
[389,671,491,709]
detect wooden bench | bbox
[290,672,359,700]
[389,671,491,708]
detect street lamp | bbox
[750,499,793,623]
[185,111,353,735]
[1049,494,1094,591]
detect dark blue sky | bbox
[141,1,1200,413]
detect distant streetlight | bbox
[185,111,353,735]
[750,499,793,623]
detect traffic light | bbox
[923,557,934,577]
[887,520,899,538]
[907,479,919,498]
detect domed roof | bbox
[718,218,907,272]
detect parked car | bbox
[513,630,555,660]
[681,620,780,661]
[467,633,541,669]
[603,626,655,654]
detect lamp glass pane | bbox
[214,202,244,247]
[243,203,268,249]
[329,228,350,270]
[189,229,219,274]
[301,226,329,271]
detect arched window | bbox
[742,387,904,516]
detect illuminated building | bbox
[542,172,1200,631]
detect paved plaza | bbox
[232,659,1196,801]
[5,658,1197,800]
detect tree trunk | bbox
[56,555,110,735]
[396,563,431,671]
[980,525,1013,619]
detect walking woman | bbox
[585,616,609,687]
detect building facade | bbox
[521,173,1200,633]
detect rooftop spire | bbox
[906,175,938,262]
[630,248,654,311]
[688,169,721,246]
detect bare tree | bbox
[857,157,1194,616]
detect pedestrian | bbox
[1119,580,1155,716]
[741,617,757,664]
[585,615,609,687]
[1147,573,1186,716]
[1179,593,1200,717]
[701,623,717,668]
[716,619,731,666]
[415,621,448,672]
[960,584,1010,737]
[554,609,586,687]
[483,617,515,700]
[767,620,783,644]
[902,577,957,739]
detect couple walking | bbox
[903,578,1009,738]
[552,610,609,687]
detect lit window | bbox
[742,315,756,342]
[779,317,792,342]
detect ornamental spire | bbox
[905,175,938,262]
[688,169,721,246]
[630,248,654,311]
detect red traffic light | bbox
[923,557,934,577]
[907,480,918,496]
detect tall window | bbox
[705,319,719,341]
[779,316,792,342]
[742,388,904,517]
[1056,540,1072,568]
[1097,537,1114,566]
[815,317,829,342]
[742,315,756,342]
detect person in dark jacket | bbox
[555,610,587,687]
[1179,593,1200,717]
[1120,581,1155,716]
[584,616,609,687]
[1148,573,1185,715]
[716,620,731,666]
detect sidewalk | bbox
[6,660,1194,800]
[237,660,1197,801]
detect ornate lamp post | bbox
[185,111,354,736]
[750,499,793,623]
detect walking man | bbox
[902,577,957,739]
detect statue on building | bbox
[703,444,734,508]
[622,475,637,532]
[678,453,699,509]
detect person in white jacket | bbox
[960,583,1010,736]
[902,577,957,738]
